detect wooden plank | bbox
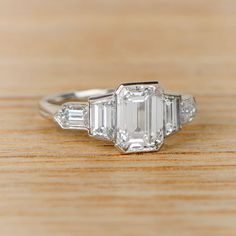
[0,1,236,235]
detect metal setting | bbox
[39,82,197,154]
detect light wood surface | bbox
[1,1,236,235]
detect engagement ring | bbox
[39,81,197,153]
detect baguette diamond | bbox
[89,94,116,140]
[164,94,181,136]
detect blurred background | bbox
[1,0,236,97]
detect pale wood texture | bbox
[1,1,236,236]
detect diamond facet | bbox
[180,96,197,124]
[89,94,116,140]
[54,103,88,130]
[115,82,164,153]
[164,94,181,136]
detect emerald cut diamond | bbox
[115,82,164,153]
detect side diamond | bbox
[180,96,197,124]
[54,103,89,130]
[89,94,116,140]
[164,94,181,136]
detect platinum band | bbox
[39,89,113,118]
[39,82,197,153]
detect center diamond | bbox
[115,82,164,153]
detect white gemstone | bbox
[54,103,88,130]
[115,83,164,153]
[89,95,116,140]
[164,94,181,136]
[180,96,197,124]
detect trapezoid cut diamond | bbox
[89,94,116,140]
[164,94,181,136]
[115,82,164,153]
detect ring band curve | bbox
[39,81,197,153]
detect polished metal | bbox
[39,82,197,153]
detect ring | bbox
[39,81,197,153]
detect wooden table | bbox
[1,1,236,235]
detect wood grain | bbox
[0,1,236,235]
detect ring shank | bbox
[39,89,114,118]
